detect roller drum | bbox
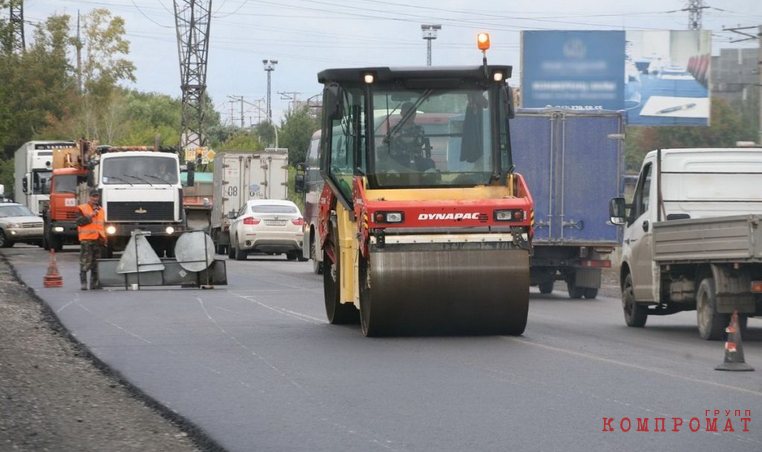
[361,242,529,336]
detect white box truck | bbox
[210,149,289,254]
[14,141,75,215]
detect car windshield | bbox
[370,87,494,188]
[102,156,178,185]
[0,205,35,217]
[250,204,298,214]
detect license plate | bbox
[265,220,286,226]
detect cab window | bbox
[629,163,652,224]
[327,88,365,201]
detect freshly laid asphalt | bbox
[3,245,760,452]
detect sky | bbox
[13,0,762,125]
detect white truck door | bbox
[625,160,657,301]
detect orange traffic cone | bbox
[715,311,754,372]
[43,249,63,288]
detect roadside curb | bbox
[0,251,228,452]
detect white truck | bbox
[14,141,75,215]
[93,147,187,257]
[210,149,289,254]
[610,148,762,340]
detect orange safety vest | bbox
[77,203,106,242]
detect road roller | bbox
[315,36,534,336]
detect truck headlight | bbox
[106,225,117,235]
[165,226,175,235]
[53,226,64,232]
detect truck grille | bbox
[65,211,76,220]
[106,201,174,222]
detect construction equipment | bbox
[43,143,90,251]
[309,35,534,336]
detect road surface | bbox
[3,245,760,451]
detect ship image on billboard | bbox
[521,30,711,126]
[626,30,711,126]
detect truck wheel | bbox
[42,228,50,250]
[323,249,357,324]
[584,288,598,299]
[539,281,554,294]
[622,273,647,327]
[311,238,323,275]
[234,246,247,261]
[165,245,176,258]
[697,277,730,341]
[566,280,585,299]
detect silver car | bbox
[228,200,305,261]
[0,203,44,248]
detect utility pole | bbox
[8,0,25,55]
[262,60,278,123]
[722,24,762,145]
[173,0,213,152]
[76,11,83,94]
[278,91,301,112]
[683,0,708,30]
[421,24,441,66]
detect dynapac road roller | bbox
[316,35,534,336]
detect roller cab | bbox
[317,65,534,336]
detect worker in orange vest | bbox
[76,190,106,290]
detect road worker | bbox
[76,190,106,290]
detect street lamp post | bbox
[262,59,278,122]
[421,24,442,66]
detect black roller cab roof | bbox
[317,66,513,85]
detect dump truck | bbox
[610,148,762,340]
[511,109,624,299]
[14,141,75,216]
[306,52,534,336]
[210,149,289,255]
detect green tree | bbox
[279,107,319,164]
[219,132,263,151]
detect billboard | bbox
[521,30,711,126]
[521,31,625,111]
[625,30,711,126]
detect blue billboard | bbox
[521,30,711,126]
[522,31,625,111]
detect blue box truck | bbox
[511,109,624,299]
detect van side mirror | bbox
[609,198,626,225]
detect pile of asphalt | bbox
[0,254,222,452]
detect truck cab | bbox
[44,168,88,251]
[95,149,185,256]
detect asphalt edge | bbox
[0,252,228,452]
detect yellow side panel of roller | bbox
[335,203,358,306]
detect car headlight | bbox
[106,225,117,235]
[7,223,20,228]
